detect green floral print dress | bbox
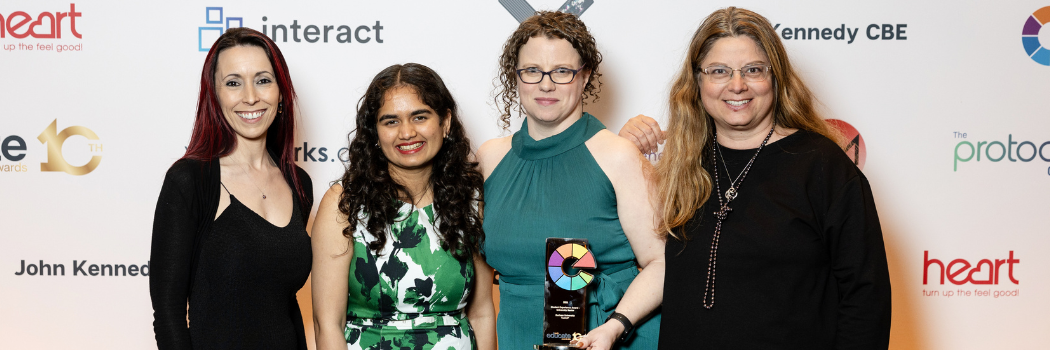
[344,201,476,350]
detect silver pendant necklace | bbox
[239,164,269,200]
[717,146,747,202]
[702,122,776,309]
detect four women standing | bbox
[152,7,890,350]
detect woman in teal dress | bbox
[311,63,496,350]
[478,11,665,350]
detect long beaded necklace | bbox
[702,122,776,309]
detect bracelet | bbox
[605,311,634,343]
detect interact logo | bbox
[827,119,866,170]
[1022,6,1050,66]
[198,7,243,52]
[499,0,594,23]
[195,7,384,49]
[1,119,103,175]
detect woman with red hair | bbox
[149,27,313,350]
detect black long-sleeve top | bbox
[149,158,313,350]
[660,130,891,349]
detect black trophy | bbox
[536,238,597,350]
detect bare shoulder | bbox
[319,183,344,209]
[585,129,647,175]
[477,135,513,179]
[315,183,349,232]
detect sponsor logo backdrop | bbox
[2,1,1048,349]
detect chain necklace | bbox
[717,146,748,201]
[702,122,776,309]
[239,163,270,200]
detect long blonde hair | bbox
[657,7,842,239]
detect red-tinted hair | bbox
[183,27,306,206]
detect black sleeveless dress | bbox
[187,189,312,350]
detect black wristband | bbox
[605,312,634,343]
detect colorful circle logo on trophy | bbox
[547,243,597,290]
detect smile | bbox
[725,99,751,107]
[535,98,559,106]
[396,141,425,153]
[236,110,265,120]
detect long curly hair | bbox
[494,10,603,130]
[337,63,484,260]
[657,7,842,240]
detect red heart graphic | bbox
[30,12,56,39]
[966,259,994,285]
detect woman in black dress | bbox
[150,27,313,350]
[619,7,892,349]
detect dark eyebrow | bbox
[223,71,274,80]
[379,108,434,121]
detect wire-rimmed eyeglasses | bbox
[698,65,772,84]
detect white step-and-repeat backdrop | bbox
[2,1,1048,349]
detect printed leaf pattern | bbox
[345,202,477,349]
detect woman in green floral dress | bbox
[311,63,495,350]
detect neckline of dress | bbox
[512,112,605,160]
[395,199,434,212]
[221,191,299,229]
[716,128,807,154]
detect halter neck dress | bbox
[482,113,660,349]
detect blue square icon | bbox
[206,7,223,24]
[199,27,223,52]
[226,17,243,30]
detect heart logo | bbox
[30,12,56,39]
[965,259,994,285]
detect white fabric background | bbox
[1,1,1048,348]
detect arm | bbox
[579,131,666,350]
[827,175,892,349]
[617,115,665,155]
[311,185,353,350]
[149,162,199,350]
[467,255,497,350]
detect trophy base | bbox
[535,343,576,350]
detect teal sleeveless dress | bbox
[482,113,660,349]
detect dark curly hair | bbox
[337,63,484,261]
[495,10,603,130]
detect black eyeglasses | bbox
[515,67,583,84]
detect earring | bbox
[278,102,283,114]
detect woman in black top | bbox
[150,27,313,350]
[619,7,891,349]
